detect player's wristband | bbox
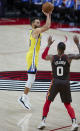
[42,46,49,59]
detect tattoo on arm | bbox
[68,54,80,60]
[68,43,80,60]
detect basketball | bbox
[42,2,54,13]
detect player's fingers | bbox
[74,36,78,41]
[73,36,79,45]
[49,36,52,39]
[48,36,52,41]
[42,10,49,16]
[73,35,78,40]
[52,40,55,43]
[42,10,46,15]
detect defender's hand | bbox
[48,36,55,47]
[73,35,79,46]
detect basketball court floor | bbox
[0,25,80,131]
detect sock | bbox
[42,116,46,122]
[64,103,76,120]
[72,118,77,124]
[42,99,51,119]
[22,94,28,99]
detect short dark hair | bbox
[30,17,40,25]
[57,42,66,51]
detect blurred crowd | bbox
[0,0,80,26]
[0,0,80,11]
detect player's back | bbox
[51,54,70,80]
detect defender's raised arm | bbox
[42,36,55,61]
[68,36,80,60]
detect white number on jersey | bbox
[57,66,63,76]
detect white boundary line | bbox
[17,113,32,131]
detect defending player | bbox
[18,11,52,109]
[38,36,80,131]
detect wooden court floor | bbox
[0,91,80,131]
[0,25,80,72]
[0,25,80,131]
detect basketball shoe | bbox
[71,119,78,131]
[38,119,46,130]
[18,94,31,110]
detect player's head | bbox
[57,42,66,54]
[30,17,40,29]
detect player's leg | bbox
[38,99,51,130]
[38,80,58,130]
[18,73,36,109]
[60,80,78,131]
[64,103,78,131]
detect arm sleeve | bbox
[42,46,49,59]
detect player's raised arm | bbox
[68,35,80,61]
[32,12,52,38]
[39,12,51,32]
[42,36,55,61]
[73,35,80,53]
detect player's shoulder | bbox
[54,54,58,57]
[29,29,33,36]
[53,54,69,60]
[62,54,70,63]
[29,29,32,33]
[62,54,68,58]
[31,28,41,36]
[52,55,58,60]
[53,54,59,58]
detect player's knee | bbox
[25,74,35,89]
[25,81,32,89]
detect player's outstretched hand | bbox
[73,35,79,46]
[42,10,52,16]
[48,36,55,47]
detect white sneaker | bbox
[38,120,46,130]
[18,95,31,110]
[71,119,78,131]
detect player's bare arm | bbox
[42,36,55,61]
[39,11,51,32]
[73,35,80,53]
[68,35,80,62]
[32,12,52,38]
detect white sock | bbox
[22,94,28,99]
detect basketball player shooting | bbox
[18,8,53,109]
[38,36,80,131]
